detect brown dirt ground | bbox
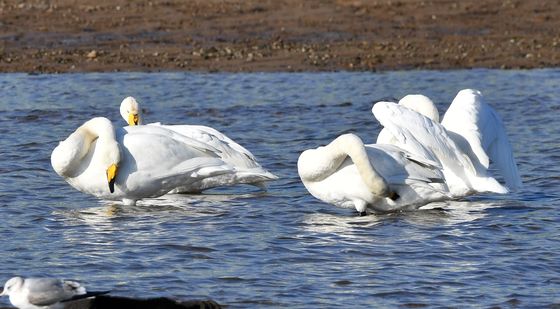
[1,0,559,73]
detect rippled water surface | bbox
[1,70,559,308]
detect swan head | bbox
[120,96,142,126]
[0,277,23,297]
[398,94,440,122]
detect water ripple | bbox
[0,70,559,307]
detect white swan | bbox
[298,133,451,214]
[51,117,252,205]
[373,89,522,197]
[119,96,278,191]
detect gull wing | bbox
[25,278,78,306]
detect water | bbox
[0,70,559,308]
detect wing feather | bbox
[441,89,522,190]
[149,124,262,169]
[372,101,476,185]
[25,278,75,306]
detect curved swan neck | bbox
[332,134,390,196]
[80,118,120,166]
[299,134,390,197]
[78,117,117,140]
[51,117,120,178]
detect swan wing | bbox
[372,101,476,180]
[441,89,522,190]
[148,123,263,170]
[120,98,273,176]
[117,126,236,197]
[119,126,231,174]
[366,144,446,186]
[128,157,234,193]
[124,125,221,157]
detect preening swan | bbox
[298,89,521,215]
[298,133,450,214]
[373,89,522,197]
[119,97,278,191]
[51,117,250,205]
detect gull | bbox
[0,276,108,309]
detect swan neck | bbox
[332,134,390,196]
[299,134,390,197]
[80,117,116,140]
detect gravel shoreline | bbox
[1,0,559,73]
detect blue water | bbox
[0,70,558,308]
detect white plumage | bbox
[298,134,450,214]
[298,89,521,214]
[51,117,264,205]
[373,89,521,196]
[119,96,277,193]
[0,276,106,309]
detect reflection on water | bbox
[302,212,382,236]
[300,200,501,245]
[56,192,263,238]
[1,71,559,308]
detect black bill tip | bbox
[389,191,400,201]
[109,179,115,193]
